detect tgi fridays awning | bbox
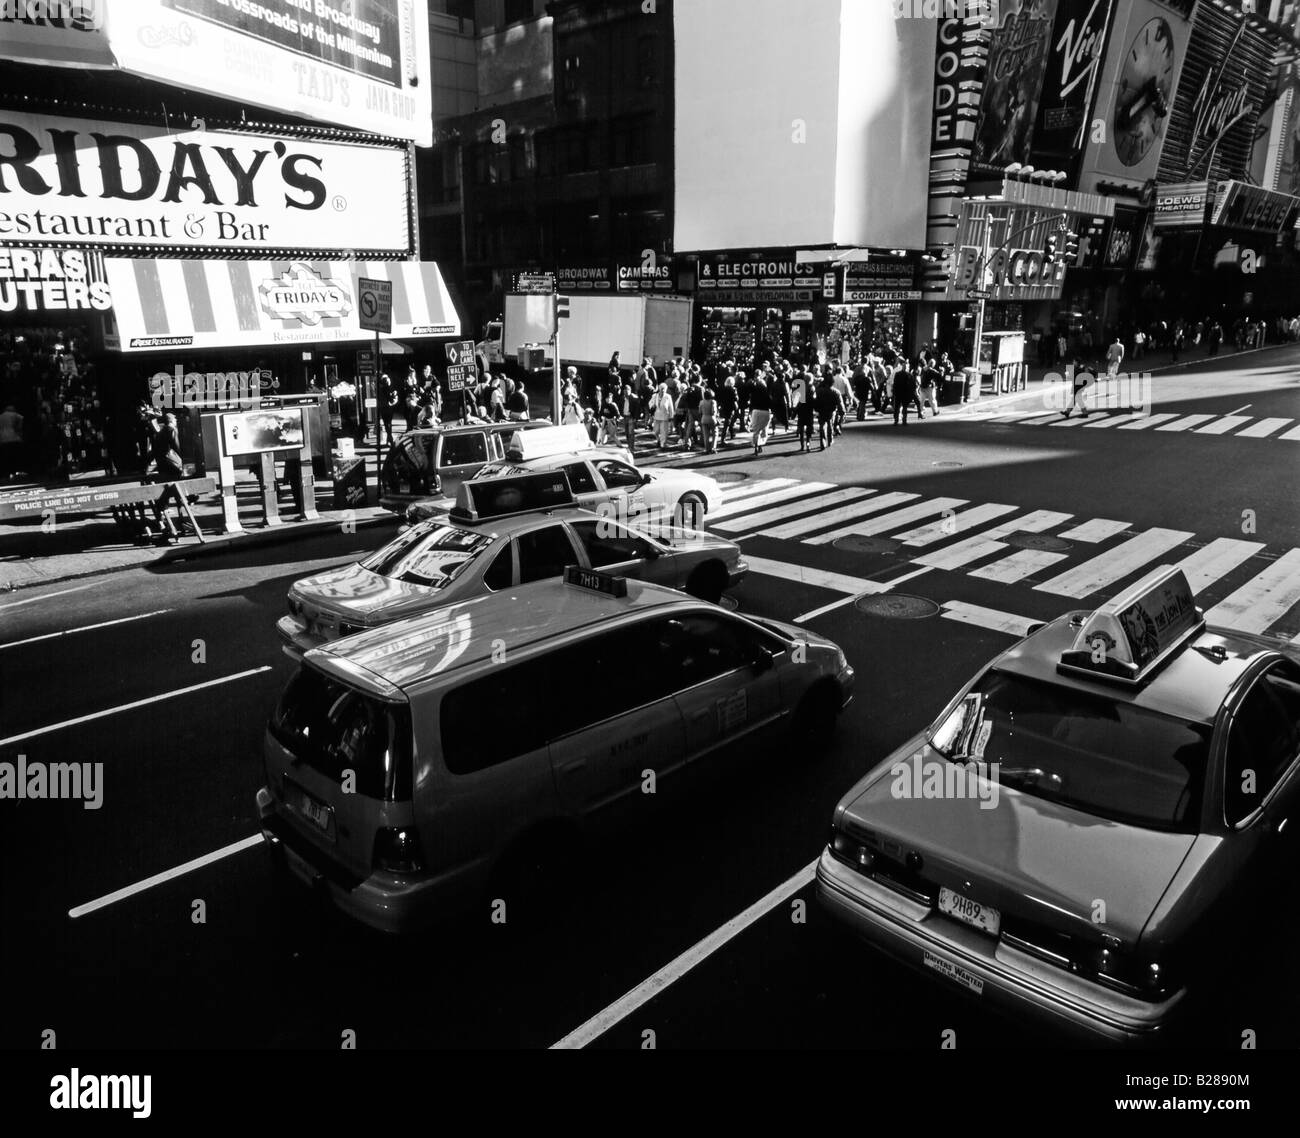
[104,260,460,353]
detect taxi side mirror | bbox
[752,646,776,674]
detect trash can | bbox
[962,367,981,403]
[331,443,369,510]
[940,376,965,406]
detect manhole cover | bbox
[719,595,739,612]
[855,594,941,619]
[1005,532,1072,553]
[932,460,964,468]
[833,535,900,554]
[711,471,750,484]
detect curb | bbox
[1,511,401,594]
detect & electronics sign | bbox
[698,255,836,303]
[0,111,412,256]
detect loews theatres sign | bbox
[0,110,411,255]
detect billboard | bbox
[0,2,432,146]
[0,111,411,256]
[221,407,305,456]
[0,1,114,66]
[1027,0,1115,180]
[970,0,1060,175]
[674,0,934,251]
[1078,0,1193,194]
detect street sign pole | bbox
[357,276,393,501]
[374,328,383,477]
[552,314,561,425]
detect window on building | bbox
[637,35,660,88]
[562,54,582,99]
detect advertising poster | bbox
[1028,0,1115,180]
[0,111,411,256]
[103,0,432,146]
[221,407,305,457]
[971,0,1060,174]
[1078,0,1193,193]
[0,1,115,66]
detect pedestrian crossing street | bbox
[708,475,1300,641]
[960,406,1300,440]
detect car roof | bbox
[407,506,599,538]
[994,617,1280,726]
[307,577,698,696]
[402,421,546,439]
[485,448,632,469]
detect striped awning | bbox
[104,259,460,353]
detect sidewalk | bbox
[1,465,400,595]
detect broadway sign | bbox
[0,111,411,256]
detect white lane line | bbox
[1195,415,1252,435]
[1034,528,1195,599]
[718,477,795,502]
[1059,518,1129,543]
[0,667,274,748]
[970,548,1069,584]
[551,859,817,1049]
[69,834,263,920]
[746,556,884,597]
[794,567,933,623]
[895,503,1018,547]
[989,411,1054,421]
[763,491,918,541]
[1227,404,1252,416]
[1082,412,1147,429]
[0,583,98,611]
[713,487,875,535]
[1173,538,1265,596]
[709,482,835,521]
[0,610,172,652]
[941,602,1039,638]
[1204,549,1300,634]
[807,497,968,545]
[1235,417,1292,439]
[1119,413,1179,430]
[1156,414,1217,432]
[1048,414,1094,428]
[1279,423,1300,441]
[1017,413,1068,426]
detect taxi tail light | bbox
[287,596,303,617]
[1086,945,1171,1000]
[828,829,932,905]
[374,828,424,875]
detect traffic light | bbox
[1062,230,1080,261]
[555,295,571,322]
[1046,234,1059,261]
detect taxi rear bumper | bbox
[815,849,1183,1047]
[276,615,327,661]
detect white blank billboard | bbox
[674,0,935,251]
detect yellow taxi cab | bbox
[257,569,854,932]
[817,566,1300,1045]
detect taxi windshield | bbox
[934,671,1209,833]
[361,524,492,588]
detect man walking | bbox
[892,362,918,426]
[1105,334,1125,378]
[748,373,772,455]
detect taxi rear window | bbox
[270,667,413,801]
[936,671,1209,833]
[361,523,491,588]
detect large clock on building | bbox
[1112,17,1177,168]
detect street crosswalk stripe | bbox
[1279,423,1300,441]
[1172,537,1266,595]
[1195,415,1252,435]
[718,477,796,502]
[1049,413,1093,427]
[1017,413,1067,425]
[1156,414,1217,432]
[709,482,835,520]
[1033,528,1195,598]
[762,491,920,540]
[713,487,876,534]
[913,508,1074,570]
[1235,417,1292,438]
[1119,413,1179,430]
[970,548,1068,583]
[745,556,885,596]
[1082,412,1147,428]
[1059,518,1129,542]
[941,601,1040,638]
[807,497,968,544]
[896,503,1018,546]
[988,411,1048,421]
[1204,549,1300,634]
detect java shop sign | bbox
[0,110,412,255]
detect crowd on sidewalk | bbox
[1031,313,1298,370]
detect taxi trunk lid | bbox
[840,758,1196,948]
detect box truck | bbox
[476,293,693,373]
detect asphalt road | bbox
[2,345,1297,1050]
